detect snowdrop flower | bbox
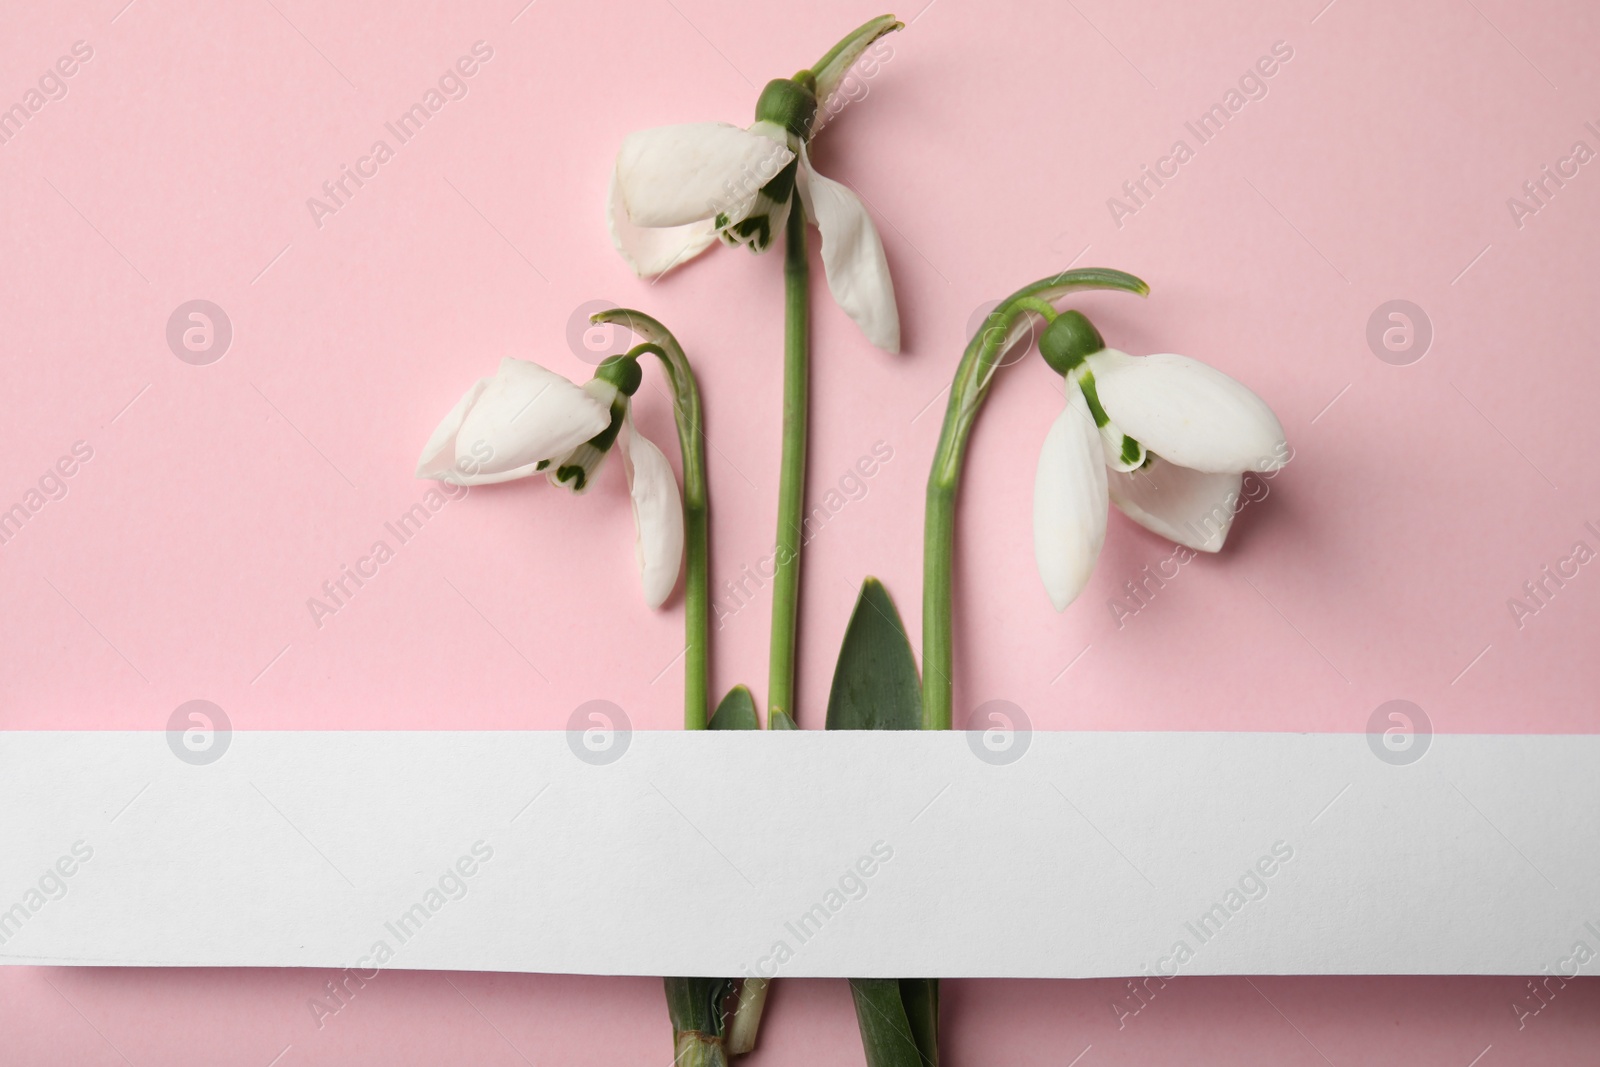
[606,17,902,352]
[416,354,685,608]
[1032,311,1289,610]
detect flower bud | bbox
[1038,310,1105,375]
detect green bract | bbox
[808,14,904,137]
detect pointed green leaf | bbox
[847,978,936,1067]
[898,978,939,1066]
[708,685,759,730]
[825,577,921,732]
[831,584,942,1064]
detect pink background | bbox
[1,0,1596,1062]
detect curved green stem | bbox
[1009,296,1060,322]
[920,269,1149,731]
[768,199,809,726]
[594,313,710,730]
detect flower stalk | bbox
[921,269,1149,730]
[604,16,904,1059]
[594,311,731,1065]
[607,14,904,732]
[767,193,810,729]
[593,310,711,729]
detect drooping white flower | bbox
[416,356,685,608]
[606,63,900,352]
[416,358,609,485]
[1030,312,1288,611]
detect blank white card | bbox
[0,730,1593,977]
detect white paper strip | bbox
[0,730,1593,977]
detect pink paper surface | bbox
[1,0,1596,737]
[2,0,1595,1062]
[2,970,1597,1066]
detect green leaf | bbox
[825,577,921,731]
[708,685,759,731]
[847,978,937,1067]
[829,582,941,1065]
[898,978,939,1066]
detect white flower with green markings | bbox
[1031,310,1289,610]
[416,354,684,608]
[606,16,902,353]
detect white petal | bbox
[1033,388,1109,612]
[1087,350,1288,474]
[545,379,623,494]
[714,129,794,255]
[421,359,610,485]
[796,146,900,352]
[1096,419,1146,473]
[606,168,717,277]
[620,415,685,609]
[1066,366,1145,473]
[613,122,793,229]
[1108,459,1244,553]
[417,376,490,482]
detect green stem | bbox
[725,977,770,1054]
[768,199,809,726]
[594,314,710,730]
[920,269,1149,731]
[734,204,808,1028]
[605,322,722,1063]
[664,977,734,1067]
[672,1031,727,1067]
[1009,296,1060,322]
[683,485,710,731]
